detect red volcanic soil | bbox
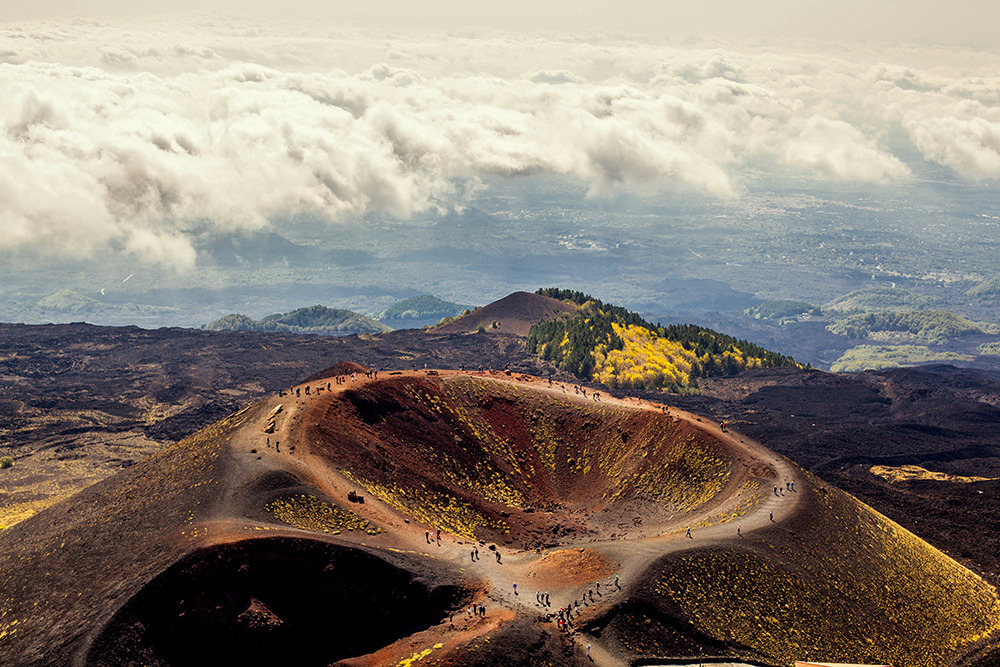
[433,291,576,336]
[304,372,753,548]
[0,368,996,667]
[526,548,617,588]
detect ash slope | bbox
[0,369,998,666]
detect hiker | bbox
[686,527,692,538]
[545,592,550,606]
[496,551,501,563]
[471,550,476,562]
[436,529,441,544]
[770,511,774,522]
[615,575,620,589]
[513,583,518,595]
[720,420,728,432]
[426,531,430,543]
[737,525,742,537]
[774,486,779,496]
[475,548,479,560]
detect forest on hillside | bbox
[527,289,800,391]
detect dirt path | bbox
[217,369,805,666]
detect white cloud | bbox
[0,15,998,267]
[905,116,1000,178]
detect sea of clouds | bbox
[2,14,999,268]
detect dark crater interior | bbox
[88,537,465,666]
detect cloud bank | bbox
[1,16,999,267]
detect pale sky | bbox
[2,0,999,49]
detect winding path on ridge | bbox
[220,368,805,666]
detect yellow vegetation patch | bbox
[396,643,445,667]
[0,493,80,530]
[344,473,506,540]
[266,494,382,535]
[648,481,1000,666]
[0,608,18,643]
[595,324,699,390]
[870,464,996,484]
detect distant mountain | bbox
[968,276,1000,300]
[823,286,942,313]
[36,289,108,316]
[830,344,975,372]
[35,290,174,320]
[205,305,391,335]
[378,295,474,323]
[432,291,577,336]
[745,299,820,320]
[826,310,995,345]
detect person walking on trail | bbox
[737,525,742,537]
[587,644,591,659]
[615,575,620,590]
[769,511,774,522]
[425,531,430,544]
[475,548,479,560]
[513,583,518,595]
[686,527,692,538]
[721,420,728,433]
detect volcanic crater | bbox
[304,371,756,549]
[1,365,998,666]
